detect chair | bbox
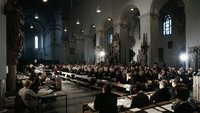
[16,95,38,113]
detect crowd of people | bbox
[16,60,200,113]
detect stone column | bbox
[113,22,129,65]
[4,0,24,96]
[0,0,7,112]
[7,65,16,96]
[139,13,158,66]
[95,29,105,63]
[0,13,7,112]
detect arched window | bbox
[34,36,38,49]
[163,15,172,35]
[107,27,113,45]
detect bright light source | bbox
[43,0,48,2]
[92,25,96,28]
[81,29,84,33]
[130,8,134,11]
[76,20,80,25]
[35,14,39,19]
[64,28,67,32]
[30,25,33,29]
[108,18,111,21]
[100,51,105,57]
[96,6,101,13]
[179,53,188,62]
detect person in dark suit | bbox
[172,87,194,113]
[94,84,118,113]
[130,83,150,108]
[150,80,171,103]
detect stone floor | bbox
[3,80,98,113]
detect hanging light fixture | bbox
[96,6,101,13]
[108,18,112,21]
[30,25,34,29]
[35,14,39,19]
[76,19,80,25]
[130,8,134,11]
[35,0,39,19]
[43,0,48,3]
[64,28,67,32]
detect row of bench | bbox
[58,71,132,97]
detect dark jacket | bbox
[174,102,194,113]
[150,88,171,103]
[131,92,150,108]
[94,92,118,113]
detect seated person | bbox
[130,83,150,108]
[29,73,40,93]
[172,87,194,113]
[169,79,186,99]
[150,80,171,103]
[94,84,118,113]
[18,80,38,108]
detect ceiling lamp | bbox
[76,19,80,25]
[30,25,34,29]
[130,8,134,11]
[35,14,39,19]
[64,28,67,32]
[108,18,112,21]
[92,25,96,28]
[96,6,101,13]
[43,0,48,2]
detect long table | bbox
[38,90,67,113]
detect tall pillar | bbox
[95,29,104,47]
[95,29,105,63]
[113,22,129,65]
[0,0,7,112]
[7,65,16,96]
[0,14,6,111]
[139,13,155,66]
[5,0,24,96]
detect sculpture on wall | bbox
[111,32,120,64]
[137,33,149,66]
[4,0,24,65]
[188,46,198,71]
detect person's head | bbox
[102,84,112,93]
[23,80,32,88]
[159,80,168,89]
[176,87,190,101]
[171,78,178,87]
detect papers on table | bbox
[124,84,132,91]
[88,102,94,110]
[154,107,166,112]
[161,103,174,112]
[145,108,162,113]
[129,108,141,112]
[38,88,53,95]
[117,97,132,108]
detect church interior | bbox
[0,0,200,113]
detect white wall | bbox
[0,14,6,79]
[185,0,200,48]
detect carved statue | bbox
[112,32,120,64]
[137,33,149,66]
[4,0,24,65]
